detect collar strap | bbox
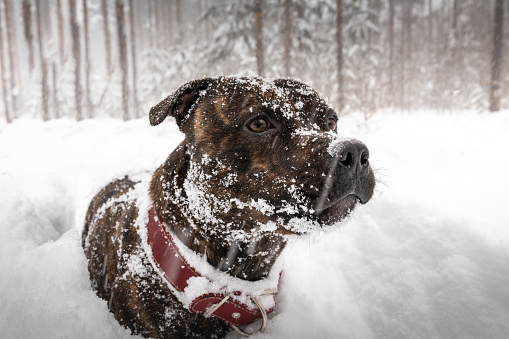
[147,207,278,331]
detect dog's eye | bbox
[248,117,270,133]
[327,117,337,131]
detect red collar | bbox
[146,207,279,333]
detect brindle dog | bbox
[82,76,375,338]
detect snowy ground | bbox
[1,110,508,339]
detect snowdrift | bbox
[1,111,508,339]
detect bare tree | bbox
[83,0,92,118]
[164,0,174,48]
[451,0,461,63]
[197,0,203,40]
[336,0,344,112]
[116,0,129,120]
[153,0,161,50]
[490,0,504,112]
[175,0,182,43]
[129,0,139,118]
[254,0,264,76]
[452,0,459,40]
[70,0,82,120]
[367,0,381,47]
[427,0,434,63]
[388,0,394,106]
[205,0,210,41]
[147,0,155,49]
[284,0,291,77]
[52,62,61,118]
[56,0,66,64]
[22,0,35,72]
[101,0,113,75]
[0,3,12,123]
[399,1,413,110]
[176,0,181,30]
[35,0,50,120]
[53,0,65,119]
[2,0,19,115]
[428,0,433,45]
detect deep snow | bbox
[1,111,509,339]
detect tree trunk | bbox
[284,0,291,77]
[451,0,460,62]
[438,0,447,51]
[116,0,129,120]
[388,0,394,106]
[70,0,82,120]
[399,1,407,110]
[336,0,344,112]
[198,0,203,40]
[490,0,504,112]
[57,0,66,64]
[35,0,50,120]
[176,0,182,43]
[101,0,113,75]
[176,0,181,27]
[165,0,173,48]
[154,0,161,50]
[52,62,61,119]
[3,0,18,115]
[147,0,155,49]
[22,0,35,72]
[0,4,12,123]
[205,0,210,41]
[404,1,413,65]
[129,0,139,118]
[400,1,414,110]
[428,0,433,45]
[367,0,380,47]
[452,0,459,42]
[296,2,304,52]
[254,0,265,77]
[427,0,433,64]
[83,0,93,118]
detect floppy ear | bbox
[149,78,216,126]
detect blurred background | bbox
[0,0,507,124]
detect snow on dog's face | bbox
[150,76,375,238]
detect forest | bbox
[0,0,507,123]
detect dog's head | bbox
[150,76,375,237]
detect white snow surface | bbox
[1,111,509,339]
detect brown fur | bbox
[82,76,375,338]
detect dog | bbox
[82,76,375,338]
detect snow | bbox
[1,110,509,339]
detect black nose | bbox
[337,140,370,174]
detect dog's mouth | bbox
[312,194,359,224]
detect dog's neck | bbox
[150,144,287,281]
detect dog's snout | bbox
[337,140,370,174]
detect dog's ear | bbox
[149,78,216,126]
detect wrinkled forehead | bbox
[202,77,334,127]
